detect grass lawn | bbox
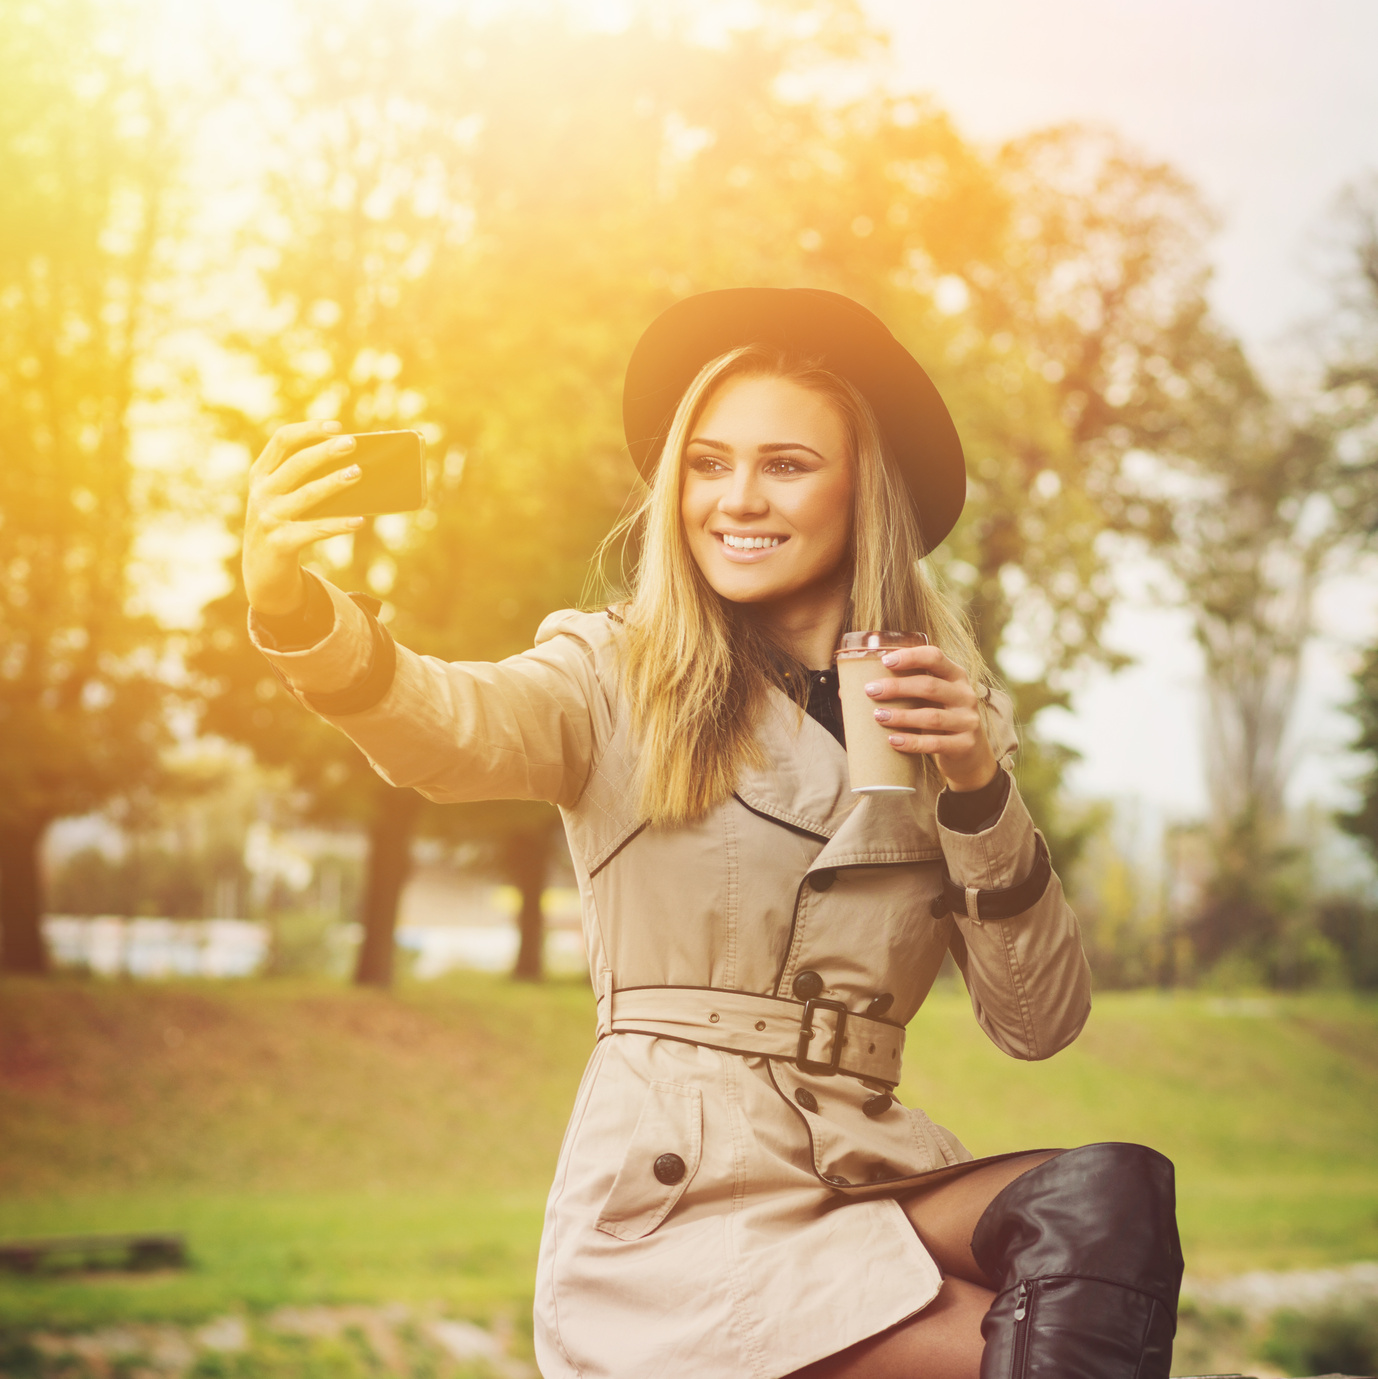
[1,975,1375,1331]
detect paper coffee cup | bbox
[835,631,929,794]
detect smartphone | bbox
[304,430,427,519]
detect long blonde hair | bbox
[597,344,990,825]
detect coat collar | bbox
[579,682,944,877]
[734,687,943,868]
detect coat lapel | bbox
[734,688,943,867]
[579,685,944,876]
[734,689,854,839]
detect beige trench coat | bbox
[253,579,1092,1379]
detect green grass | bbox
[1,976,1375,1330]
[900,987,1378,1274]
[0,1192,544,1331]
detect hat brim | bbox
[622,288,965,554]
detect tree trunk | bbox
[353,787,423,988]
[0,822,51,975]
[504,826,554,983]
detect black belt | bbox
[931,833,1053,922]
[265,591,400,717]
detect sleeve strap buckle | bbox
[930,832,1053,922]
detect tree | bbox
[1324,171,1378,520]
[0,0,177,972]
[670,109,1258,871]
[1172,413,1338,973]
[189,3,678,985]
[1341,637,1378,868]
[1169,171,1378,978]
[1331,174,1378,866]
[191,1,1257,984]
[1155,165,1378,977]
[957,126,1249,869]
[189,1,900,985]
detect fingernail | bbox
[865,682,882,697]
[881,652,899,666]
[321,420,342,432]
[888,735,905,746]
[331,436,355,453]
[343,464,361,478]
[874,708,891,723]
[346,515,365,527]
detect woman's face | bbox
[679,373,854,608]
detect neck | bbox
[747,579,850,671]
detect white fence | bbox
[40,916,586,980]
[396,924,586,978]
[42,917,270,978]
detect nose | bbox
[719,465,769,519]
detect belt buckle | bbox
[796,998,848,1076]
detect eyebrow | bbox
[688,438,827,461]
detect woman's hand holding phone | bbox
[242,421,365,617]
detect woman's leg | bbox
[902,1150,1065,1286]
[785,1276,994,1379]
[783,1152,1058,1379]
[785,1144,1183,1379]
[970,1142,1183,1379]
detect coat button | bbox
[653,1153,686,1185]
[794,1088,818,1112]
[863,1093,892,1117]
[811,869,836,891]
[864,993,893,1018]
[793,970,824,1000]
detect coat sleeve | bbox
[939,690,1092,1061]
[249,576,609,807]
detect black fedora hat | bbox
[622,287,966,553]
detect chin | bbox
[707,571,801,606]
[715,586,781,606]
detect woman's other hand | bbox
[242,421,364,617]
[864,644,999,793]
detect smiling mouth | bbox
[717,533,787,550]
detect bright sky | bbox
[864,0,1378,828]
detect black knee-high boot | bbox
[970,1143,1184,1379]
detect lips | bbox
[711,531,789,564]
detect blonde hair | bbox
[596,345,990,825]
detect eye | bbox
[765,456,811,475]
[688,453,728,474]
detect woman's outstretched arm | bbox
[241,423,607,808]
[251,577,608,808]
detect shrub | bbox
[1261,1305,1378,1376]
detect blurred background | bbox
[2,1,1377,1374]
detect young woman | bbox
[243,288,1183,1379]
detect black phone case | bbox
[305,430,427,518]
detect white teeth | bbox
[723,534,781,549]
